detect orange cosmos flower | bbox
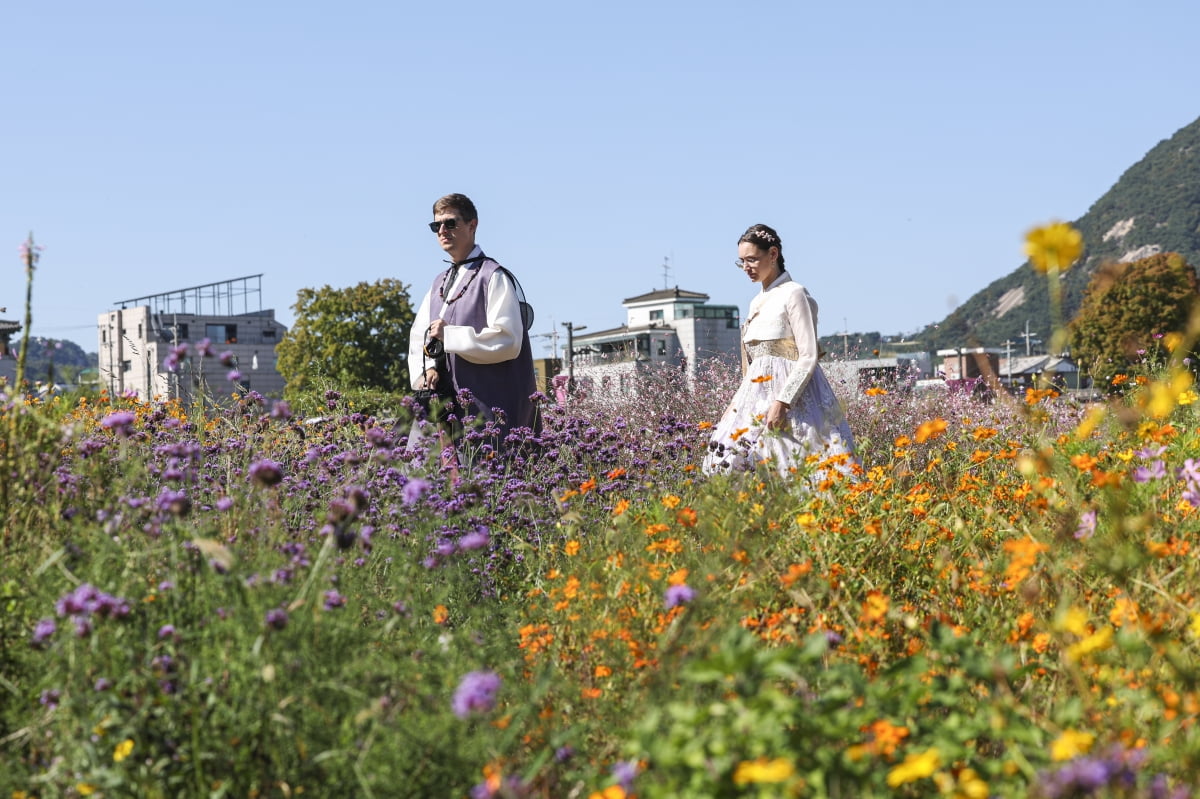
[913,419,947,443]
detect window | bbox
[657,340,667,356]
[121,360,132,372]
[261,328,276,341]
[649,309,664,322]
[206,323,238,344]
[176,324,189,340]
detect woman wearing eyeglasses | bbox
[702,223,857,481]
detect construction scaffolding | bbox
[113,275,264,318]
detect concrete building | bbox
[569,286,740,396]
[98,275,287,403]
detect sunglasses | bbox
[428,218,460,233]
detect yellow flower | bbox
[113,737,134,762]
[1073,405,1106,440]
[954,767,990,799]
[1163,331,1184,352]
[1141,369,1194,419]
[1024,221,1083,273]
[1055,606,1090,637]
[77,785,98,796]
[1066,626,1114,661]
[1050,729,1095,761]
[886,747,941,787]
[732,757,794,785]
[1189,612,1200,639]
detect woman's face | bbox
[737,242,779,285]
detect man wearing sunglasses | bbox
[407,193,538,446]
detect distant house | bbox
[999,353,1081,390]
[570,286,741,395]
[97,275,287,403]
[0,318,20,386]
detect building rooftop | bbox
[622,286,710,305]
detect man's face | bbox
[431,212,477,255]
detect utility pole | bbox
[1021,320,1039,356]
[662,256,672,289]
[843,317,849,357]
[562,321,588,388]
[1002,338,1015,383]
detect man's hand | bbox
[421,368,440,389]
[428,319,445,340]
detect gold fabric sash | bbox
[745,338,799,361]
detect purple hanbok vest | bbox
[431,258,538,435]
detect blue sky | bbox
[4,1,1198,357]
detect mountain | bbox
[915,115,1200,353]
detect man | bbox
[407,193,538,442]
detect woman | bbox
[703,224,857,480]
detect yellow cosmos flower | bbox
[1163,331,1184,352]
[77,785,98,796]
[1073,405,1107,441]
[886,747,941,787]
[113,737,134,762]
[1024,221,1083,273]
[1066,626,1114,661]
[1141,369,1195,419]
[1179,388,1199,405]
[732,757,794,785]
[1050,729,1095,761]
[1055,606,1090,636]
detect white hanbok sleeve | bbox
[441,270,523,363]
[776,286,821,405]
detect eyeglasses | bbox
[428,218,460,233]
[734,256,763,269]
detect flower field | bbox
[3,345,1200,799]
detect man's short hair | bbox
[433,193,477,222]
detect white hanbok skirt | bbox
[703,345,857,481]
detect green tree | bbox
[1069,252,1200,388]
[275,279,416,401]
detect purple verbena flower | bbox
[100,410,137,437]
[265,608,288,630]
[458,527,490,552]
[664,583,696,609]
[31,618,56,647]
[323,590,346,611]
[249,459,284,487]
[452,670,501,719]
[402,478,431,505]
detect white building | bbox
[569,286,741,396]
[98,275,287,403]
